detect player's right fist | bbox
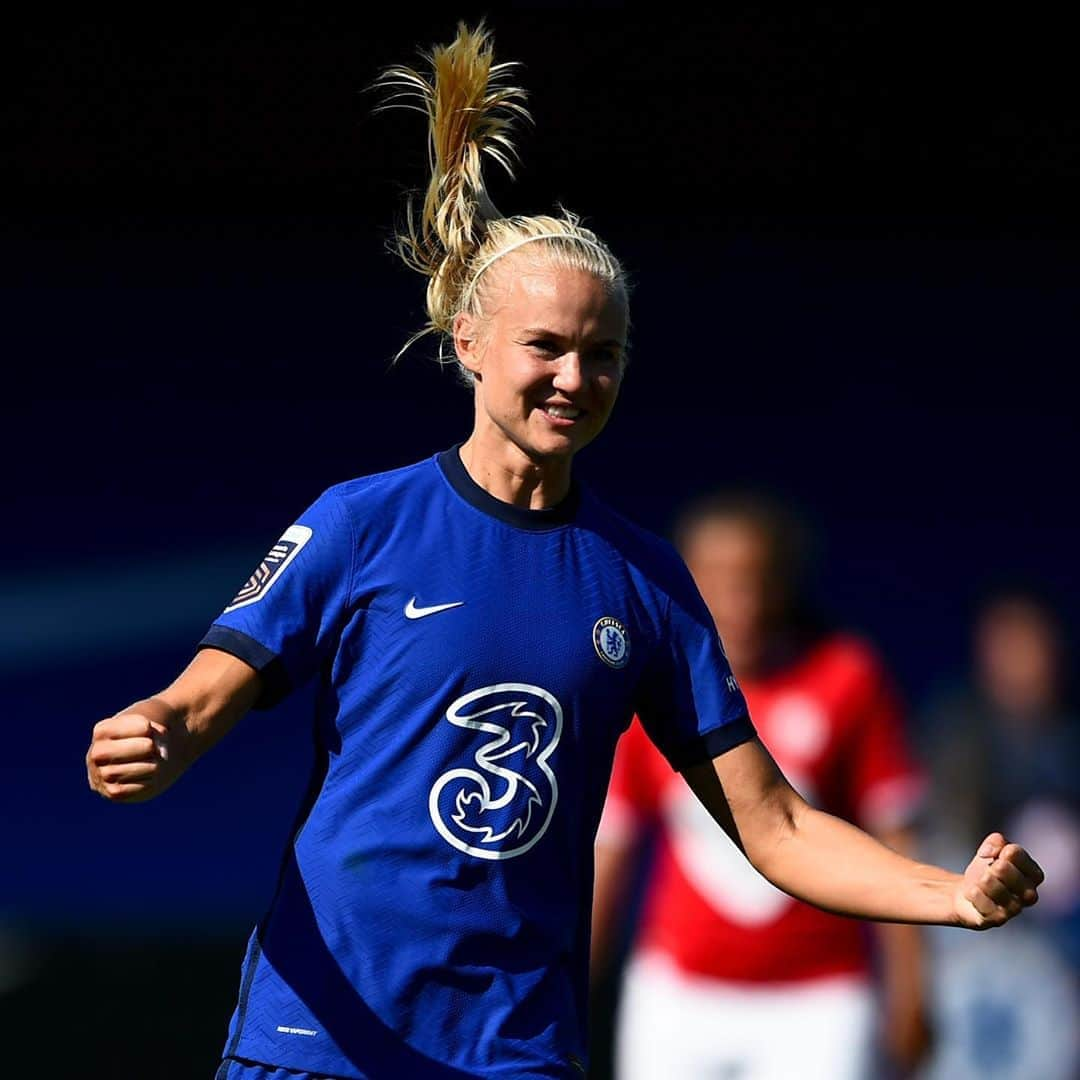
[86,697,183,803]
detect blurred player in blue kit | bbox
[85,24,1044,1080]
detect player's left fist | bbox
[954,832,1044,930]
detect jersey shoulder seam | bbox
[323,484,360,611]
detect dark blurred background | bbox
[4,7,1078,1077]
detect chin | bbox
[521,439,575,464]
[515,428,579,461]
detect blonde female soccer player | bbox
[86,24,1043,1080]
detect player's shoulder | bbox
[578,488,700,602]
[311,453,441,524]
[282,455,444,559]
[324,453,439,504]
[580,489,685,570]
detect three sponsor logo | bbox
[429,683,563,861]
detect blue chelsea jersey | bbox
[201,447,752,1079]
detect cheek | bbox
[482,361,540,415]
[598,371,623,406]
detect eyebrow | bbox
[518,327,626,349]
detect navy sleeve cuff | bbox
[666,714,756,772]
[198,625,292,710]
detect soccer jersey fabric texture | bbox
[200,447,752,1079]
[601,635,924,984]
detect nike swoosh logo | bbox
[404,597,465,620]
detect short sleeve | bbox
[198,487,356,709]
[634,558,754,771]
[846,653,926,831]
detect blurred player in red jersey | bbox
[593,494,931,1079]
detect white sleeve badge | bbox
[224,524,313,613]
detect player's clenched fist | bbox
[86,697,185,803]
[954,832,1044,930]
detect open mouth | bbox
[539,404,585,421]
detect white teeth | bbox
[543,405,582,419]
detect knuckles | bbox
[86,718,167,801]
[963,842,1041,929]
[87,735,156,766]
[99,762,157,784]
[93,715,152,739]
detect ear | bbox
[453,311,484,380]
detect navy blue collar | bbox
[437,445,581,530]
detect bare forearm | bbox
[157,656,258,761]
[87,648,260,802]
[752,801,960,925]
[687,740,1042,933]
[873,828,930,993]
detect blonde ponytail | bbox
[377,23,628,376]
[376,23,528,350]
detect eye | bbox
[590,347,622,367]
[526,339,559,356]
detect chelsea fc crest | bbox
[593,616,630,669]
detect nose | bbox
[552,351,584,394]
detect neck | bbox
[458,430,573,509]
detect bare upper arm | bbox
[157,646,263,745]
[680,737,803,858]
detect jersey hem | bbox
[225,1041,579,1079]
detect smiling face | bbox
[454,257,628,469]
